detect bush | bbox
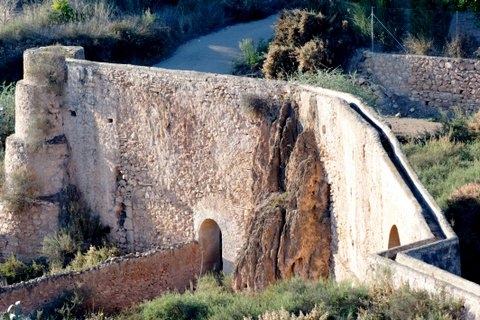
[263,9,356,80]
[42,231,78,269]
[232,38,269,76]
[50,0,77,24]
[404,35,435,55]
[68,246,119,271]
[0,255,46,285]
[0,82,15,150]
[42,185,112,270]
[1,165,39,212]
[445,33,480,58]
[36,286,90,320]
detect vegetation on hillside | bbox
[102,274,465,319]
[403,112,480,284]
[0,0,327,83]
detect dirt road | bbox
[154,14,278,74]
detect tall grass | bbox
[403,113,480,210]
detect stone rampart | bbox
[1,46,479,316]
[0,242,200,315]
[361,52,480,114]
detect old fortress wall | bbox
[0,46,479,317]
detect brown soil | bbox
[383,116,443,142]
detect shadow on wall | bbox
[198,219,223,274]
[444,183,480,284]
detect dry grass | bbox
[404,35,435,55]
[1,165,39,212]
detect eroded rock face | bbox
[233,101,331,291]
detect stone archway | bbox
[199,219,223,273]
[388,225,401,249]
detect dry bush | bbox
[404,35,435,55]
[445,34,480,58]
[297,39,329,73]
[0,0,17,25]
[263,8,356,80]
[1,165,39,212]
[263,45,298,79]
[271,9,327,48]
[467,110,480,136]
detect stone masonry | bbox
[361,52,480,115]
[1,46,480,317]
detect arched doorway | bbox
[199,219,222,273]
[388,225,401,249]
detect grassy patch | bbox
[403,134,480,210]
[290,69,377,108]
[114,274,464,320]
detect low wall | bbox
[0,242,200,315]
[368,253,480,319]
[361,52,480,114]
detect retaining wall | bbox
[361,52,480,114]
[0,242,200,315]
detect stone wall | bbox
[361,52,480,115]
[368,252,480,319]
[1,46,477,315]
[62,59,292,265]
[0,242,200,315]
[294,87,456,280]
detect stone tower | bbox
[0,46,84,261]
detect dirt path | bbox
[154,14,278,74]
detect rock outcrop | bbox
[233,100,331,291]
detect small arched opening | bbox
[199,219,222,274]
[388,225,401,249]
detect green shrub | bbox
[50,0,77,24]
[68,246,119,271]
[0,255,46,285]
[42,185,112,270]
[42,231,78,269]
[0,82,15,150]
[403,112,480,210]
[36,286,90,320]
[232,38,269,76]
[142,293,209,320]
[1,165,39,212]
